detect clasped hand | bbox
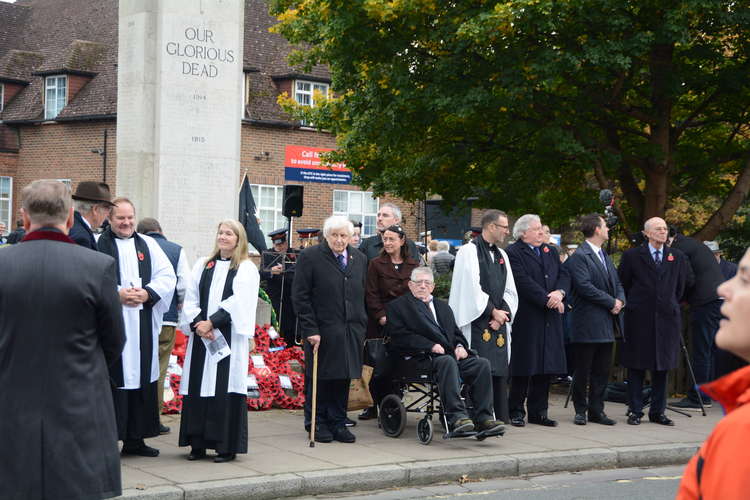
[194,320,215,340]
[119,287,148,308]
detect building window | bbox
[0,176,12,231]
[44,75,67,120]
[333,190,379,238]
[243,73,251,118]
[250,184,286,248]
[0,83,4,112]
[294,80,329,127]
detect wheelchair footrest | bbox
[442,430,478,440]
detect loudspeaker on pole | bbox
[283,184,304,218]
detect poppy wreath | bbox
[162,373,183,414]
[247,372,278,410]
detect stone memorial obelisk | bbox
[117,0,244,260]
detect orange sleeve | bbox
[675,453,700,500]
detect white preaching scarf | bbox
[448,242,518,359]
[180,258,259,397]
[116,234,176,389]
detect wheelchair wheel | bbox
[417,416,433,445]
[380,394,406,438]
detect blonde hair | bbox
[208,219,249,270]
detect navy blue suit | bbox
[69,211,97,250]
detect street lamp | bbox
[90,129,108,183]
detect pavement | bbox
[121,393,720,499]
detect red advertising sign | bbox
[284,145,351,184]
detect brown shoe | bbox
[475,420,505,436]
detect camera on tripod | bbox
[599,189,618,228]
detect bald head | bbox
[643,217,668,248]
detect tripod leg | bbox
[680,338,707,416]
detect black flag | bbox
[239,175,268,253]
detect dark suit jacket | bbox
[365,254,419,338]
[618,243,690,370]
[565,242,625,343]
[671,234,719,306]
[359,234,421,262]
[506,240,570,376]
[69,210,97,250]
[292,240,368,380]
[0,229,126,500]
[386,293,469,356]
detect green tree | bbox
[270,0,750,237]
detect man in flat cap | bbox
[70,181,115,250]
[261,229,300,346]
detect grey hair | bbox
[410,266,434,281]
[437,240,450,252]
[21,179,72,226]
[74,200,95,214]
[512,214,541,240]
[380,202,402,222]
[323,215,354,237]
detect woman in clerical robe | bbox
[179,220,259,463]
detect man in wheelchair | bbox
[385,267,505,437]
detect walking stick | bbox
[309,348,319,447]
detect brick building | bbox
[0,0,423,247]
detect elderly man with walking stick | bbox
[293,215,368,444]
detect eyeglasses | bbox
[411,279,434,286]
[492,223,509,230]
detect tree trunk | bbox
[642,167,669,220]
[694,157,750,240]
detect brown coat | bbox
[365,254,419,339]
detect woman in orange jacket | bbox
[676,248,750,499]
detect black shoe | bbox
[648,413,675,426]
[475,420,505,436]
[451,418,475,434]
[333,426,356,443]
[186,448,206,461]
[214,453,236,463]
[627,414,641,425]
[312,425,333,443]
[510,416,526,427]
[159,423,171,434]
[671,397,711,411]
[528,416,558,427]
[121,444,160,457]
[345,417,357,427]
[588,413,616,426]
[574,413,587,425]
[358,406,378,420]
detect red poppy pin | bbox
[206,260,215,269]
[137,251,145,261]
[499,258,505,265]
[543,246,550,253]
[667,254,674,262]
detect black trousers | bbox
[571,342,613,417]
[304,378,350,432]
[689,299,722,402]
[628,368,667,417]
[426,355,494,426]
[508,374,551,420]
[492,376,510,423]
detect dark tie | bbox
[598,249,607,270]
[654,250,661,266]
[337,253,346,270]
[534,246,541,257]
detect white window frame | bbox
[333,190,379,238]
[0,176,12,233]
[44,75,67,120]
[294,80,329,127]
[0,83,4,113]
[250,184,287,249]
[242,73,251,118]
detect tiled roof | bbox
[0,0,330,125]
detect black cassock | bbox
[179,260,248,455]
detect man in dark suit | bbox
[387,266,505,436]
[506,214,570,427]
[358,202,421,262]
[0,180,125,500]
[670,229,724,410]
[293,216,368,444]
[618,217,691,426]
[566,214,625,426]
[69,181,115,249]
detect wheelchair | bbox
[377,353,498,445]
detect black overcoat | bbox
[670,234,717,306]
[565,243,626,343]
[292,240,367,380]
[506,240,569,376]
[69,210,97,250]
[618,244,690,370]
[0,230,126,500]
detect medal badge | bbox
[497,334,505,348]
[482,329,491,342]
